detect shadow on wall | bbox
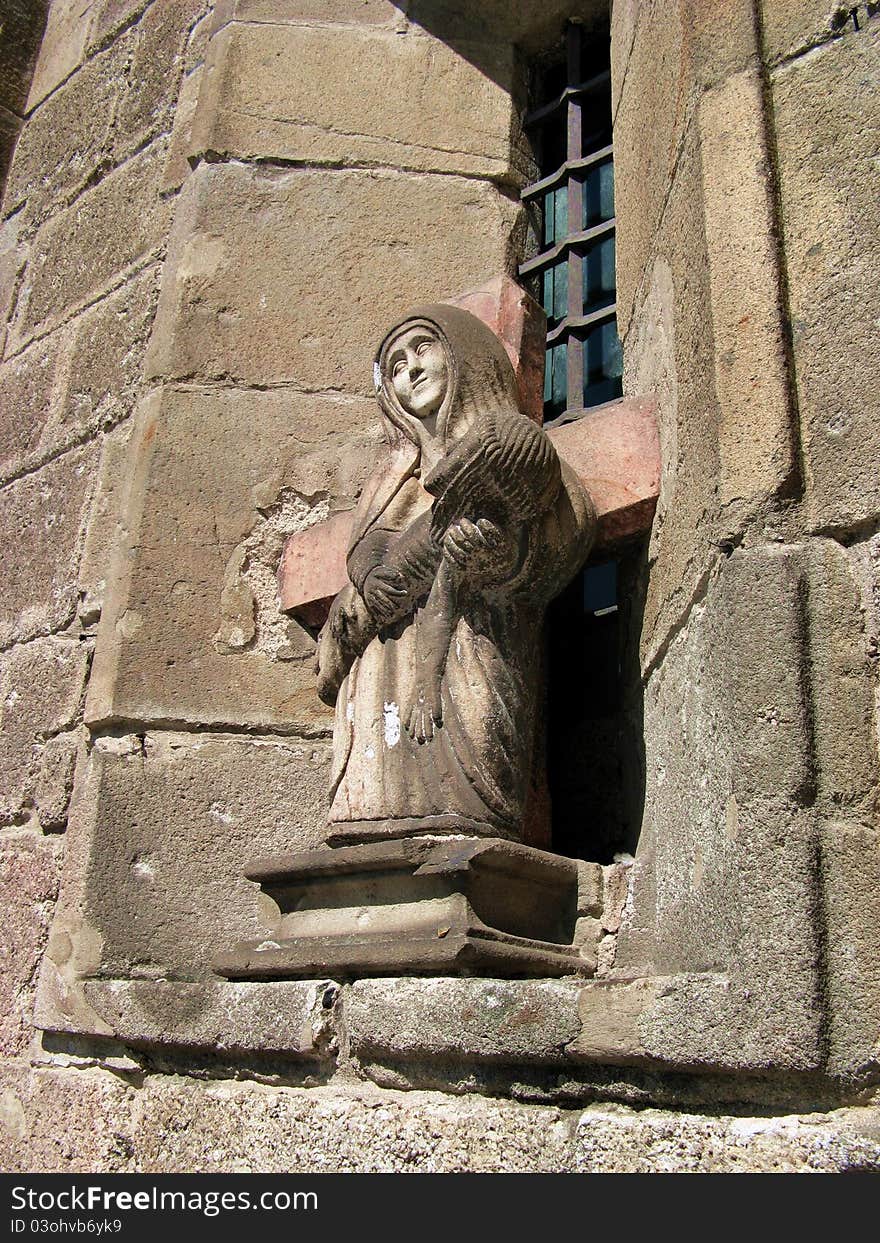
[0,1,51,191]
[547,537,647,864]
[404,0,612,86]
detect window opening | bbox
[519,20,623,426]
[527,23,645,863]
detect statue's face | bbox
[386,326,448,420]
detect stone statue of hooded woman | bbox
[315,303,596,846]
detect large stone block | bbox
[113,0,207,158]
[627,546,827,1069]
[77,419,134,625]
[0,1065,136,1173]
[37,978,339,1058]
[772,25,880,530]
[0,213,27,356]
[40,730,332,987]
[613,0,687,337]
[26,0,95,112]
[699,68,796,510]
[145,161,524,393]
[133,1078,574,1173]
[346,978,582,1064]
[14,141,171,342]
[760,0,855,63]
[190,21,528,184]
[85,386,377,733]
[3,38,128,225]
[0,336,64,477]
[572,1103,880,1173]
[0,442,97,646]
[0,637,90,824]
[60,265,159,437]
[614,0,763,337]
[622,123,721,669]
[803,539,879,817]
[820,820,880,1081]
[0,833,62,1057]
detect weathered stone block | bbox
[85,387,375,733]
[113,0,206,157]
[0,213,27,356]
[761,0,855,63]
[772,25,880,530]
[0,1065,136,1173]
[40,730,332,986]
[35,731,80,830]
[0,443,97,646]
[133,1077,574,1173]
[644,804,822,1071]
[626,546,828,1069]
[26,0,95,112]
[87,0,150,50]
[622,125,722,668]
[4,38,128,224]
[0,337,62,477]
[613,0,687,338]
[820,820,880,1082]
[15,141,171,341]
[804,539,879,817]
[572,1103,880,1173]
[37,978,339,1057]
[145,161,524,392]
[162,65,202,193]
[614,0,764,338]
[699,68,796,510]
[190,21,528,184]
[0,833,62,1057]
[77,419,134,625]
[574,977,665,1063]
[0,637,89,823]
[60,265,159,436]
[346,978,582,1064]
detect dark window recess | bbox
[546,551,645,864]
[520,21,623,426]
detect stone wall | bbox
[611,0,880,1087]
[1,0,879,1173]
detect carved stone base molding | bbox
[214,837,601,980]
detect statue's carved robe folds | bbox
[315,304,596,845]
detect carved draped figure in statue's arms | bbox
[314,303,596,846]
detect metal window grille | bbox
[519,22,623,426]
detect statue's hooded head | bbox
[374,304,522,453]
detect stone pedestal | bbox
[214,836,597,979]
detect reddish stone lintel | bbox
[547,394,660,549]
[277,510,353,627]
[447,274,546,425]
[279,395,661,624]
